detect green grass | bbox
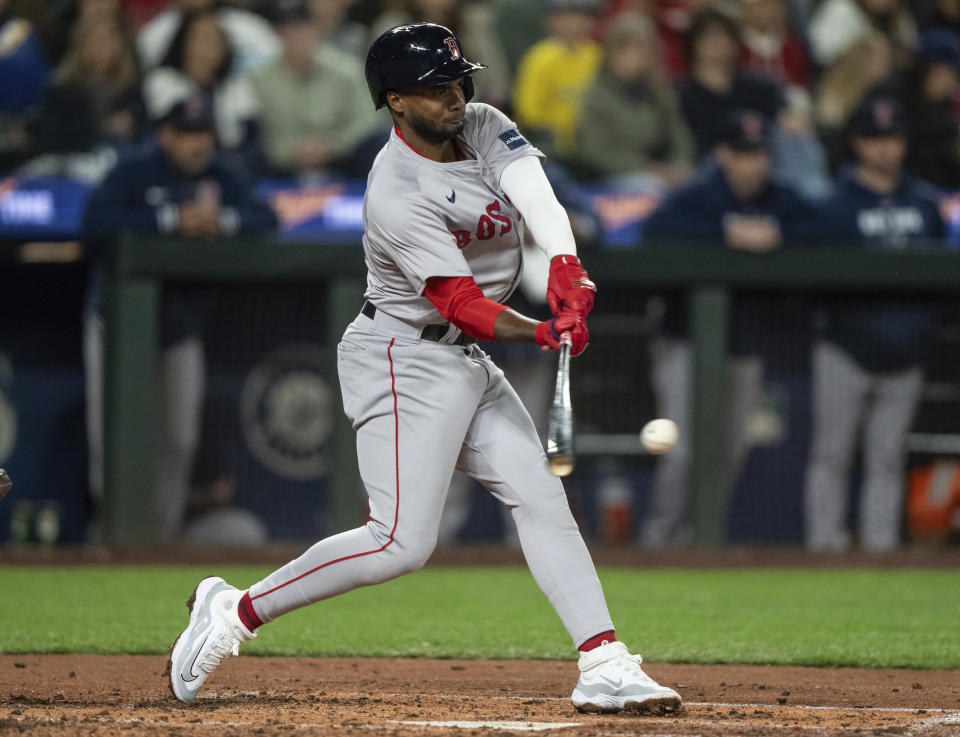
[1,566,958,668]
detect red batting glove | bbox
[547,254,597,319]
[534,312,589,356]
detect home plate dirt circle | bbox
[3,655,959,736]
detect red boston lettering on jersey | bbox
[477,214,495,240]
[450,201,514,248]
[453,229,471,249]
[444,37,460,59]
[486,200,512,235]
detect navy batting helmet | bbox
[365,23,486,109]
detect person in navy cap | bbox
[904,28,960,186]
[82,93,277,543]
[638,108,818,546]
[803,93,944,552]
[85,94,277,241]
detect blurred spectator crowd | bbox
[4,0,960,551]
[2,0,960,193]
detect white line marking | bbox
[912,710,960,734]
[8,692,960,737]
[691,701,958,714]
[394,721,582,731]
[4,715,578,732]
[376,692,959,715]
[6,706,960,735]
[118,718,333,729]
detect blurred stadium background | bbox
[3,0,960,552]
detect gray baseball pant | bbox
[803,340,922,552]
[438,349,551,546]
[639,337,763,546]
[246,313,614,647]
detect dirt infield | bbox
[2,655,958,737]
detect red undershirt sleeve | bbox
[423,275,509,342]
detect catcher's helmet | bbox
[365,23,486,109]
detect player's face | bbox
[394,79,467,144]
[852,135,906,177]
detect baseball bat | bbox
[546,332,574,477]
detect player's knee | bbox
[513,492,578,533]
[391,536,436,574]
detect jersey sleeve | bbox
[466,102,544,185]
[367,195,474,295]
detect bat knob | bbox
[548,457,574,477]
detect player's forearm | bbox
[493,308,539,343]
[423,276,507,341]
[423,276,544,344]
[500,156,577,260]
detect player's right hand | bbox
[547,255,597,320]
[535,312,589,356]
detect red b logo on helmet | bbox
[444,37,460,60]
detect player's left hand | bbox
[535,312,589,356]
[547,254,596,320]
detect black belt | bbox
[361,302,476,346]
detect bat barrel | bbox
[546,333,574,476]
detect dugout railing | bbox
[103,236,960,545]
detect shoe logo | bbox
[446,190,456,203]
[181,633,210,682]
[596,673,624,690]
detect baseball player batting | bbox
[168,23,681,715]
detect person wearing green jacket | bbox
[574,11,694,189]
[248,0,384,178]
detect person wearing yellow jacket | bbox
[511,0,601,158]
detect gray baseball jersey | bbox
[362,102,543,326]
[245,102,614,650]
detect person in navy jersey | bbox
[0,0,49,169]
[83,94,277,543]
[677,6,784,160]
[803,94,944,552]
[84,95,277,243]
[639,109,818,546]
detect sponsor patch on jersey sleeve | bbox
[498,129,528,150]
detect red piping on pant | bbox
[251,338,400,602]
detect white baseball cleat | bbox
[571,641,682,714]
[167,576,256,703]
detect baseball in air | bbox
[640,419,678,454]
